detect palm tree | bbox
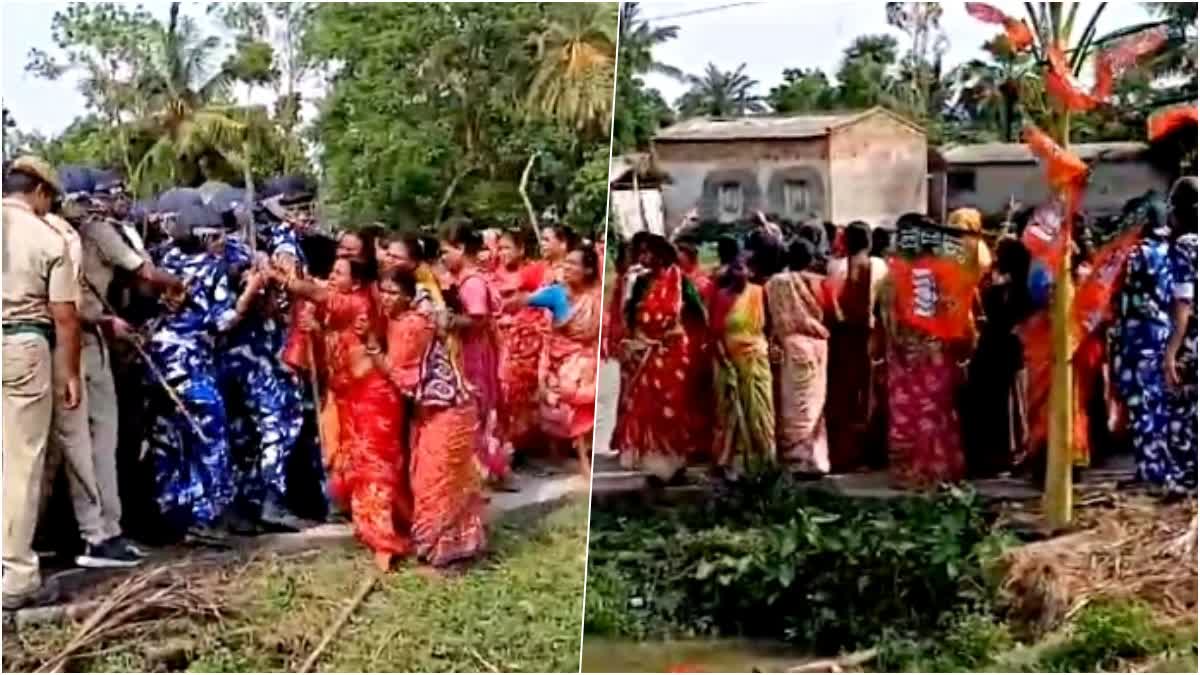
[133,2,261,196]
[526,2,618,137]
[951,36,1039,141]
[676,63,765,117]
[618,2,684,80]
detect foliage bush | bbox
[876,611,1015,672]
[1039,600,1190,672]
[585,471,1005,653]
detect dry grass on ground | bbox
[3,499,589,673]
[995,493,1197,639]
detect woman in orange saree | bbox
[516,246,604,477]
[493,230,552,456]
[380,268,488,567]
[277,258,410,571]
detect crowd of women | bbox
[606,182,1197,499]
[261,220,602,570]
[39,173,602,574]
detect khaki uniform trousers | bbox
[41,331,109,545]
[84,332,122,536]
[2,334,53,597]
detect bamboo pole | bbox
[518,152,540,252]
[1044,80,1074,530]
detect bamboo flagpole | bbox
[1044,115,1074,530]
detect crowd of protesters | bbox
[605,182,1197,501]
[2,156,601,610]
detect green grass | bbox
[3,499,589,673]
[876,599,1198,673]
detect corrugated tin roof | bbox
[941,141,1149,164]
[653,107,923,141]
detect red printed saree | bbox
[613,266,703,479]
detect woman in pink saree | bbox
[439,222,507,485]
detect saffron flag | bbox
[1093,26,1169,101]
[1073,228,1141,339]
[965,2,1034,51]
[889,222,981,340]
[1022,199,1071,272]
[1045,43,1102,112]
[1023,126,1089,198]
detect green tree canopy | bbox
[303,2,614,234]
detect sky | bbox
[640,1,1154,106]
[2,1,1158,136]
[0,0,315,136]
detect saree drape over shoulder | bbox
[825,256,882,472]
[765,271,830,473]
[710,282,776,472]
[613,266,705,479]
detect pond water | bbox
[581,637,812,673]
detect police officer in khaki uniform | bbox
[2,156,81,609]
[40,202,143,567]
[74,182,181,555]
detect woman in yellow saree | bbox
[709,237,776,476]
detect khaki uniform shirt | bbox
[44,214,83,303]
[77,217,146,323]
[2,197,78,325]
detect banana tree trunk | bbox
[1045,114,1073,529]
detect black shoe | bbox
[184,526,232,548]
[75,538,143,569]
[223,512,262,536]
[111,536,150,559]
[2,578,62,611]
[259,511,316,533]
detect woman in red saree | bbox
[493,229,552,456]
[277,258,410,571]
[825,223,889,472]
[380,268,488,567]
[439,223,507,485]
[613,236,706,481]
